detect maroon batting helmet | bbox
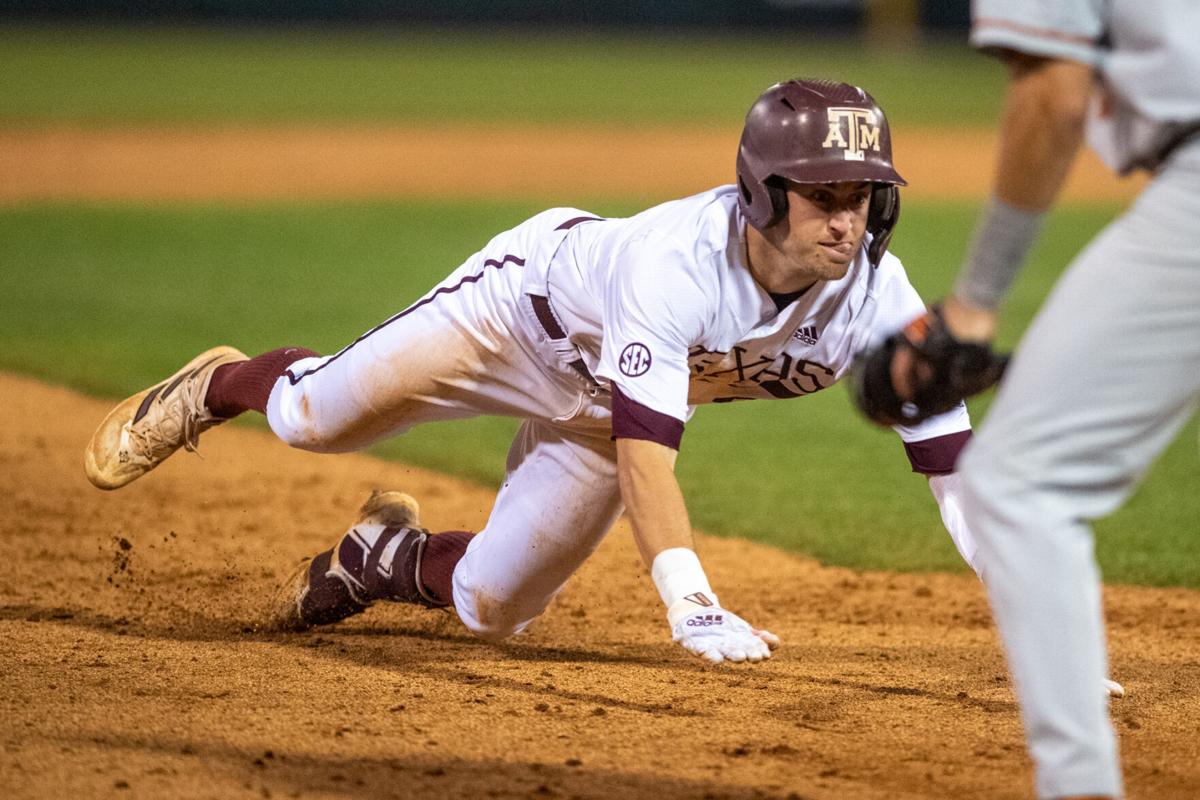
[736,79,907,266]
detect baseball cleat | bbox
[264,490,438,632]
[84,345,248,490]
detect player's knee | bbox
[957,438,990,493]
[269,417,355,453]
[457,587,538,642]
[465,618,530,643]
[959,417,1028,488]
[959,429,1066,532]
[267,395,381,454]
[957,435,1010,509]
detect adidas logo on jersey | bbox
[793,325,820,346]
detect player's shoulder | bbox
[615,186,740,276]
[856,244,917,299]
[642,184,738,216]
[626,186,738,246]
[848,244,928,338]
[624,183,734,230]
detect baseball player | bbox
[85,79,983,666]
[853,3,1200,798]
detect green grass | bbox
[1,200,1195,586]
[0,26,1005,128]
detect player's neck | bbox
[744,224,818,295]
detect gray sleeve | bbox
[953,196,1045,310]
[970,0,1106,66]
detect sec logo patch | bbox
[619,343,652,377]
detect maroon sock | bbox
[204,346,319,418]
[420,531,474,606]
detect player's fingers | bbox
[889,342,917,400]
[681,636,719,662]
[753,628,781,650]
[728,633,767,663]
[723,646,748,663]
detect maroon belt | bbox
[529,294,599,387]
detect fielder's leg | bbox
[959,157,1200,798]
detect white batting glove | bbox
[650,547,781,665]
[670,601,780,664]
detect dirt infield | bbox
[2,372,1199,799]
[0,124,1146,204]
[0,123,1193,798]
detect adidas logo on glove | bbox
[686,614,725,627]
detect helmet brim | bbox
[775,160,906,187]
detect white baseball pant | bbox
[959,141,1200,798]
[263,211,624,639]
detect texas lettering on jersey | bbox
[543,186,967,436]
[687,343,835,402]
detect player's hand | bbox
[670,606,780,664]
[849,301,1009,426]
[939,295,997,342]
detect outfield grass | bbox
[2,200,1195,586]
[0,21,1188,586]
[0,26,1005,128]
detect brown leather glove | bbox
[850,304,1009,426]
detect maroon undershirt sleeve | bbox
[902,429,972,475]
[610,384,685,451]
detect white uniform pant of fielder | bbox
[264,212,624,640]
[959,142,1200,798]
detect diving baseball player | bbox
[854,3,1200,797]
[85,79,980,666]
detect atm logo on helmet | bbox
[821,107,881,162]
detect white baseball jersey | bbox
[539,185,969,443]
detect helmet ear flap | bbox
[866,184,900,266]
[764,177,789,228]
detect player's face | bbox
[779,181,872,280]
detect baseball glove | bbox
[850,304,1010,426]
